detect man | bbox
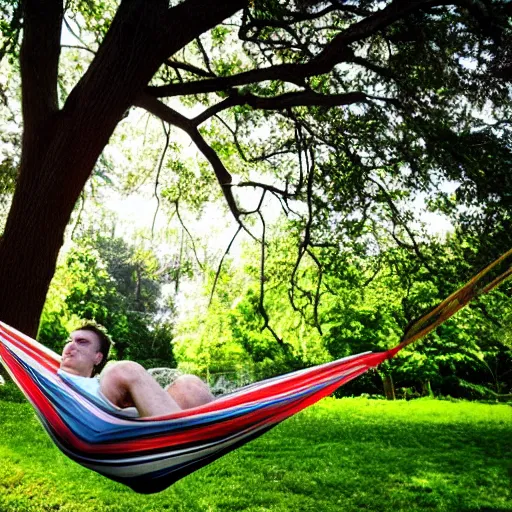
[58,324,214,417]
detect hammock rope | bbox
[396,247,512,350]
[0,248,510,494]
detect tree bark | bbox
[382,374,396,400]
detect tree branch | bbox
[164,58,215,78]
[193,96,241,126]
[367,175,436,275]
[135,93,264,242]
[314,0,440,67]
[289,148,316,320]
[70,190,85,240]
[234,181,293,198]
[62,16,94,54]
[61,44,96,55]
[160,0,248,58]
[149,0,439,99]
[214,113,295,164]
[351,55,397,80]
[195,36,215,76]
[193,90,393,128]
[240,3,354,41]
[306,247,324,335]
[148,62,311,97]
[208,226,242,306]
[174,200,205,272]
[151,121,171,236]
[256,206,284,345]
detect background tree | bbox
[173,222,511,397]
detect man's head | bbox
[60,324,112,377]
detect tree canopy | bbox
[0,0,510,340]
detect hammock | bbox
[0,248,510,494]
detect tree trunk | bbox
[0,172,75,336]
[0,2,160,336]
[422,380,434,397]
[382,374,396,400]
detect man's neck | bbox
[59,365,92,378]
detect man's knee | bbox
[100,361,148,406]
[101,361,146,386]
[168,374,214,409]
[172,374,205,389]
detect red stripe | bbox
[0,324,60,373]
[90,364,374,454]
[147,351,391,420]
[1,341,378,456]
[0,346,85,449]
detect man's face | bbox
[60,330,103,377]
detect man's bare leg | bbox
[166,375,215,409]
[100,361,181,417]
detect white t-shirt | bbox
[58,370,139,418]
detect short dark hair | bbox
[78,324,112,376]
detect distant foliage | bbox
[174,224,512,399]
[38,234,176,369]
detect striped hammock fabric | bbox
[0,321,396,493]
[0,248,510,494]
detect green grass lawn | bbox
[0,397,510,512]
